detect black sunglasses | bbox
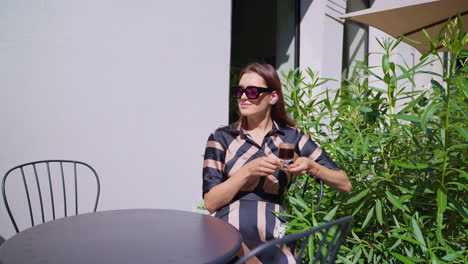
[231,85,275,99]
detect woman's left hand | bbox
[286,157,317,175]
[286,157,352,192]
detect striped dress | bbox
[202,121,341,263]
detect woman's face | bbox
[237,72,278,119]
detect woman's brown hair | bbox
[238,62,296,127]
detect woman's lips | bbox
[240,103,251,108]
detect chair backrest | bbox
[2,160,100,233]
[234,215,353,264]
[292,175,324,213]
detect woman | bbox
[202,63,351,263]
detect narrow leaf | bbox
[389,114,420,123]
[361,206,374,229]
[391,161,429,169]
[346,189,370,204]
[447,143,468,151]
[324,206,339,221]
[385,191,408,212]
[452,168,468,179]
[359,105,373,112]
[337,256,353,264]
[375,199,383,225]
[411,217,427,251]
[390,252,415,264]
[421,102,441,130]
[362,134,369,157]
[437,188,447,214]
[436,188,447,243]
[290,196,310,211]
[382,54,390,73]
[451,124,468,140]
[392,234,425,248]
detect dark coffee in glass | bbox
[279,148,294,160]
[279,143,294,169]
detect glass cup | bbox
[278,143,295,169]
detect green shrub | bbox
[282,15,467,263]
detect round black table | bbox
[0,209,242,264]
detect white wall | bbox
[0,0,231,238]
[300,0,347,90]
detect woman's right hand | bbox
[241,156,281,177]
[204,156,280,214]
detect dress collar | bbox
[229,119,285,136]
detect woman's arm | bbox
[287,157,351,193]
[204,157,281,214]
[204,170,249,214]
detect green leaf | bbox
[389,237,403,251]
[369,86,386,93]
[292,206,304,219]
[382,54,390,73]
[389,62,395,73]
[337,255,353,264]
[362,134,369,157]
[447,143,468,151]
[401,34,425,46]
[436,188,447,243]
[390,252,415,264]
[346,189,370,204]
[392,234,425,248]
[437,246,465,261]
[429,251,439,264]
[451,124,468,140]
[361,206,374,229]
[398,92,427,114]
[454,75,468,97]
[452,168,468,179]
[383,73,391,84]
[352,200,366,215]
[324,205,339,221]
[375,199,383,225]
[391,161,429,169]
[446,181,468,191]
[289,196,310,211]
[352,134,360,158]
[308,235,315,260]
[389,114,420,123]
[431,79,445,96]
[272,211,297,218]
[421,28,432,42]
[437,188,447,213]
[359,105,373,112]
[411,217,427,252]
[385,191,408,212]
[352,247,363,264]
[421,102,441,130]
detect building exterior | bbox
[0,0,442,238]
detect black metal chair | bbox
[2,160,100,233]
[292,174,325,213]
[234,215,353,264]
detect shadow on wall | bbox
[300,0,314,21]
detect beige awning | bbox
[341,0,468,53]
